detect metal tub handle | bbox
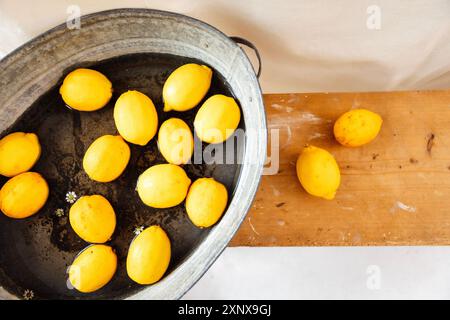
[230,36,262,78]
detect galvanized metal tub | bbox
[0,8,266,299]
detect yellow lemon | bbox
[163,63,212,112]
[296,145,340,200]
[185,178,228,228]
[194,94,241,144]
[59,68,112,111]
[334,109,383,147]
[114,90,158,145]
[158,118,194,165]
[0,172,49,218]
[126,225,171,285]
[83,135,130,183]
[136,164,191,209]
[0,132,41,177]
[68,244,117,293]
[69,195,116,243]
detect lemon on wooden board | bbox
[0,172,49,218]
[163,63,212,112]
[114,90,159,146]
[185,178,228,228]
[158,118,194,165]
[0,132,41,177]
[69,195,116,243]
[68,244,117,293]
[333,108,383,147]
[126,225,171,285]
[194,94,241,144]
[59,68,112,111]
[136,164,191,209]
[296,145,341,200]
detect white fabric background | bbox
[1,0,450,299]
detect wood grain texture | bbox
[230,90,450,246]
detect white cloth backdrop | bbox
[1,0,450,299]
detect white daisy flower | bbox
[65,191,78,204]
[55,208,65,217]
[133,226,145,235]
[23,289,34,300]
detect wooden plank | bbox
[230,90,450,246]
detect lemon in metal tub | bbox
[194,94,241,144]
[114,90,159,146]
[60,68,112,111]
[163,63,212,112]
[186,178,228,228]
[158,118,194,165]
[127,226,171,285]
[69,195,116,244]
[0,132,41,177]
[136,164,191,209]
[0,172,49,219]
[83,135,130,183]
[68,244,117,293]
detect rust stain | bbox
[427,133,435,155]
